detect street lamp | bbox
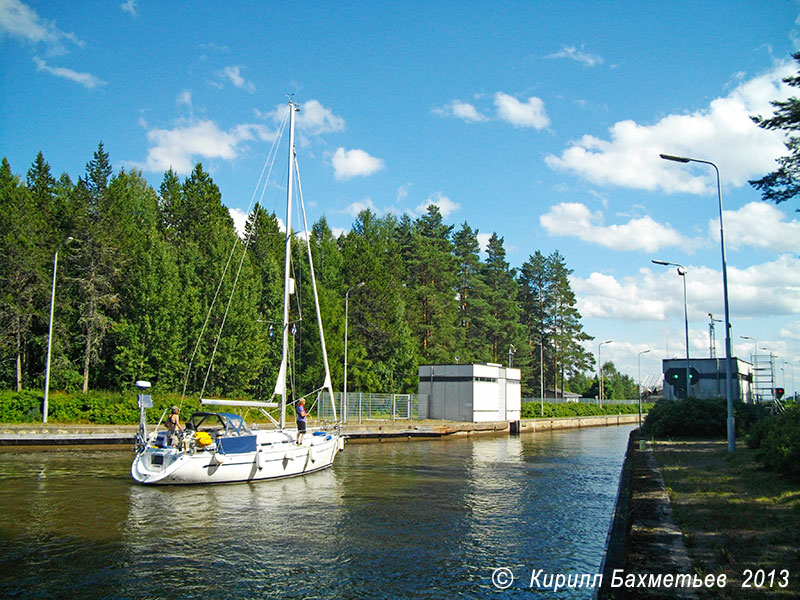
[598,340,612,405]
[652,259,690,398]
[660,153,734,452]
[741,336,758,402]
[343,281,365,423]
[638,349,650,428]
[43,236,74,424]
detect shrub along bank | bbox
[521,401,652,419]
[0,389,300,425]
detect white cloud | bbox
[33,57,105,88]
[476,232,492,253]
[120,0,137,16]
[540,202,697,252]
[220,65,255,93]
[415,191,460,218]
[177,89,192,108]
[229,207,249,238]
[573,254,800,323]
[345,198,378,217]
[715,202,800,254]
[494,92,550,129]
[547,45,604,67]
[545,60,795,194]
[132,118,275,174]
[0,0,82,53]
[396,182,412,203]
[434,100,489,123]
[332,147,384,180]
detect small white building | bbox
[417,363,521,422]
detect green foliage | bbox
[748,404,800,480]
[1,146,603,403]
[641,398,766,439]
[749,52,800,205]
[521,401,651,419]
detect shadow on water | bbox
[0,424,636,599]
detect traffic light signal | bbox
[665,367,699,398]
[775,388,785,400]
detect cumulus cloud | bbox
[344,198,379,217]
[33,57,105,88]
[573,254,800,323]
[220,65,255,93]
[229,207,249,238]
[715,202,800,254]
[0,0,82,53]
[494,92,550,129]
[415,191,461,218]
[545,60,795,194]
[540,202,697,252]
[177,89,192,108]
[332,147,384,180]
[120,0,137,16]
[132,118,275,174]
[547,45,604,67]
[434,100,489,123]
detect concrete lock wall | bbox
[418,363,521,423]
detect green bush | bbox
[521,401,652,419]
[748,404,800,480]
[0,390,43,422]
[641,397,768,439]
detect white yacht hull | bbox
[131,429,341,485]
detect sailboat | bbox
[131,101,343,485]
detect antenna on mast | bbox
[708,313,722,358]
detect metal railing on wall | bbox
[318,392,430,423]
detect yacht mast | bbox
[275,101,297,429]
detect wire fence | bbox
[317,392,430,422]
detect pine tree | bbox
[750,52,800,205]
[482,233,524,365]
[452,222,491,362]
[407,206,459,363]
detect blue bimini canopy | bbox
[217,434,257,455]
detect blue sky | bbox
[2,0,800,393]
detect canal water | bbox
[0,424,635,599]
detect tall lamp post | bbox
[638,349,650,428]
[598,340,612,405]
[652,259,690,398]
[43,236,74,424]
[660,153,734,452]
[343,282,365,423]
[741,336,758,402]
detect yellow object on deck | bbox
[195,431,213,447]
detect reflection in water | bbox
[0,425,635,599]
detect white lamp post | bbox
[638,349,650,428]
[652,259,690,398]
[343,281,365,423]
[598,340,612,405]
[660,153,735,452]
[43,236,74,423]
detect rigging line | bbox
[294,153,337,422]
[179,109,289,406]
[198,115,290,400]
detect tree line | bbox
[1,145,634,400]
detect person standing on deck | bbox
[296,398,307,445]
[166,406,183,447]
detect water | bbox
[0,424,635,599]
